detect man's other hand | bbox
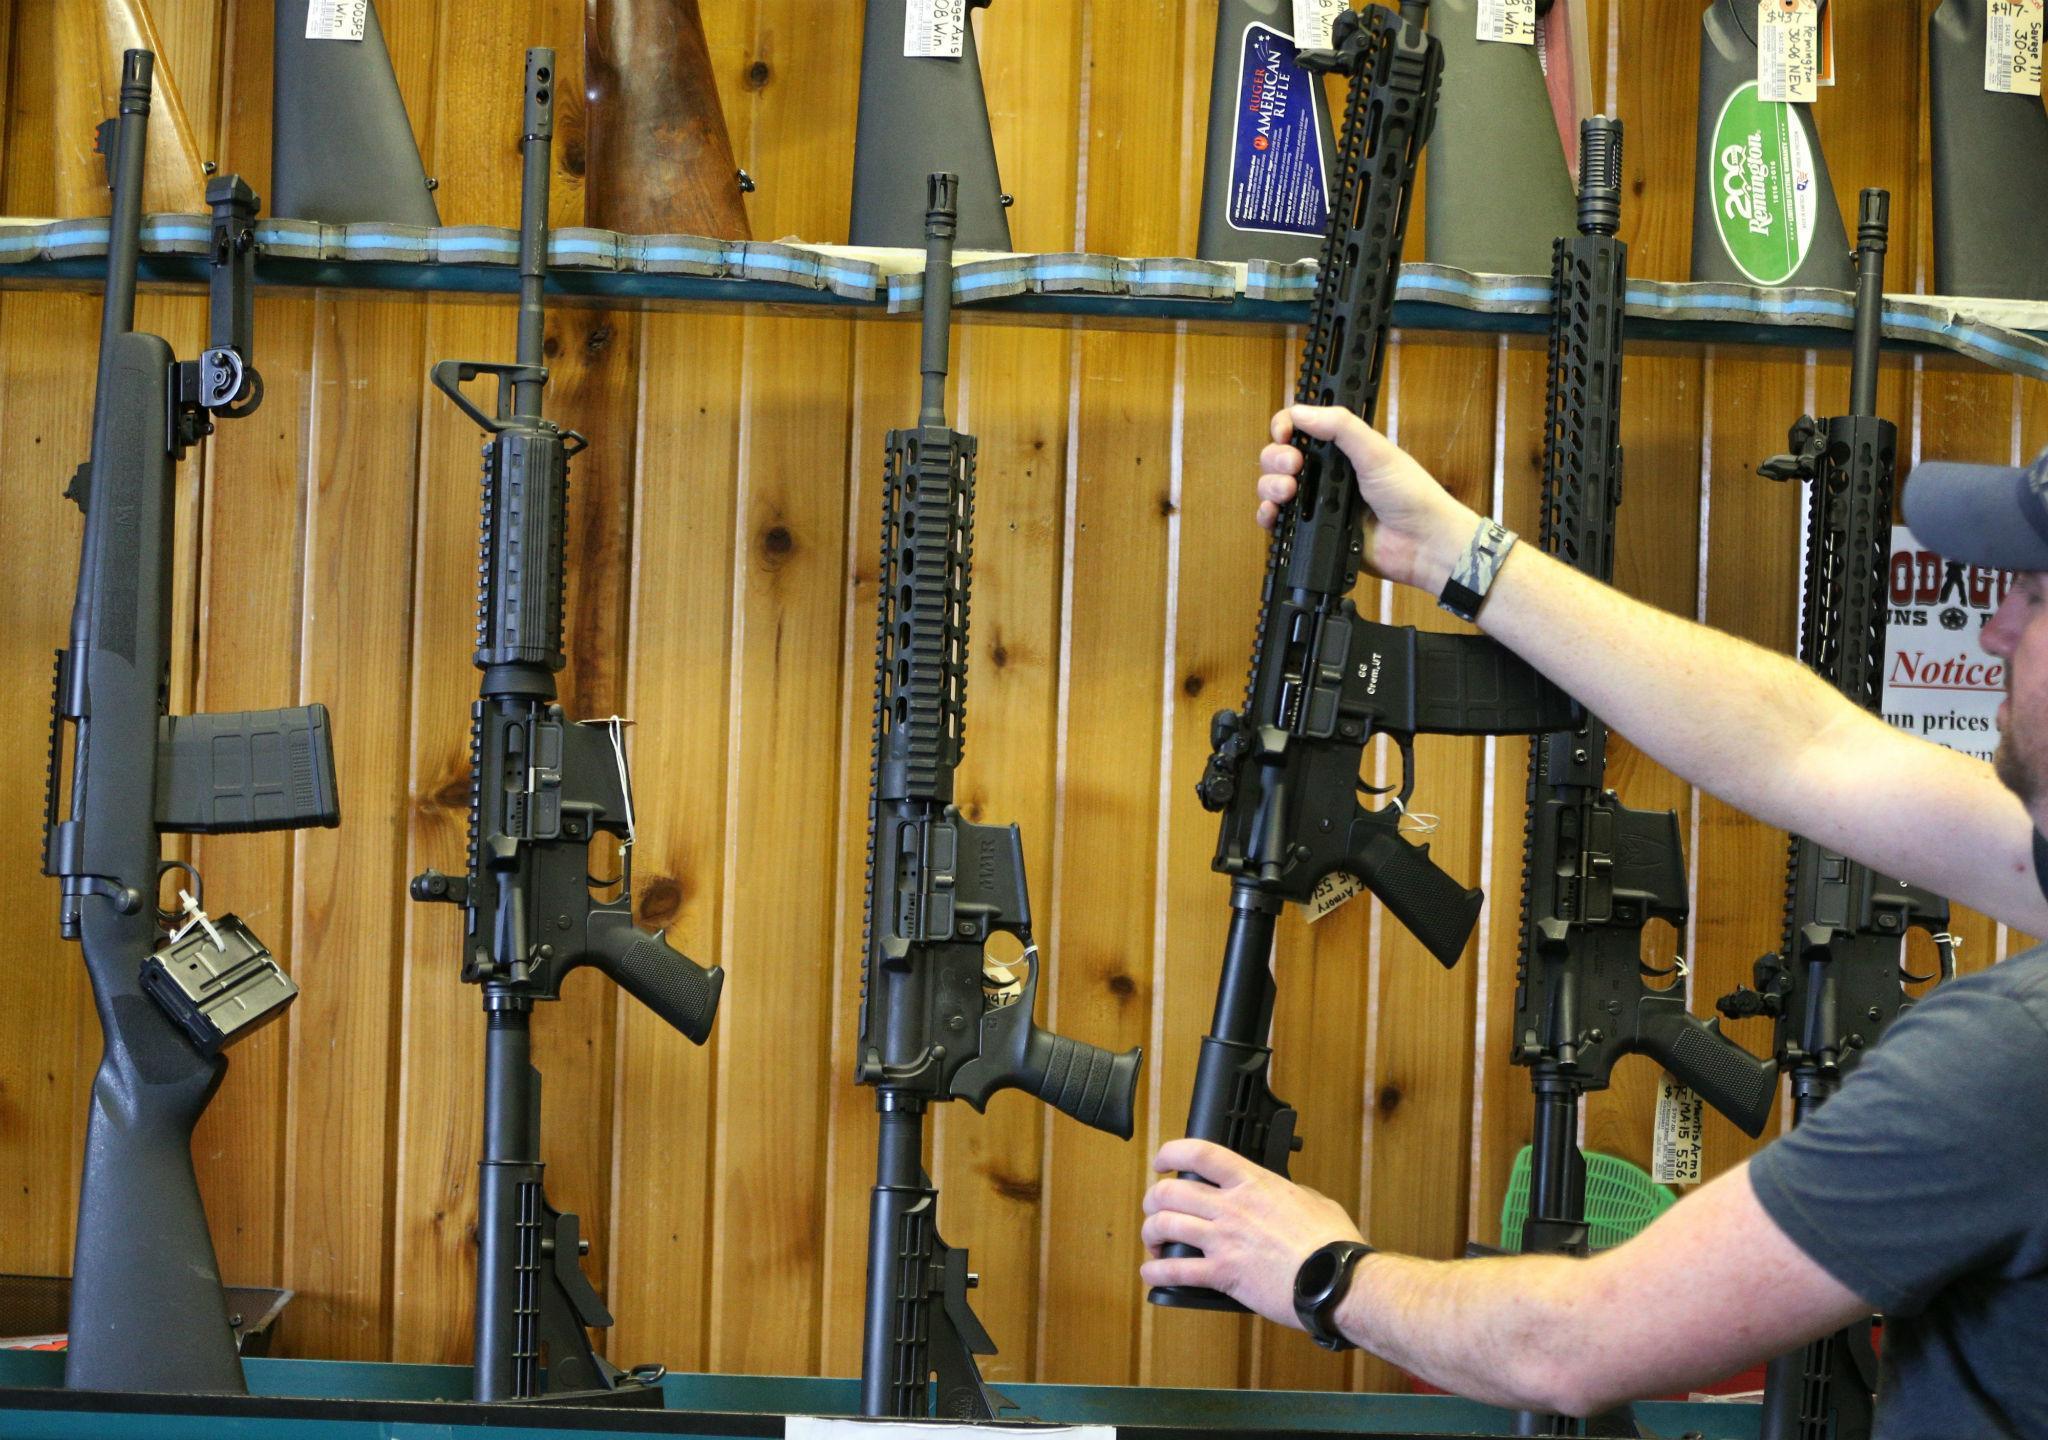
[1140,1137,1364,1327]
[1256,404,1480,594]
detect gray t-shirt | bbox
[1748,944,2048,1439]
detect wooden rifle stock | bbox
[54,0,205,214]
[583,0,750,237]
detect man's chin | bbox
[1995,739,2039,805]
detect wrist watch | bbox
[1292,1240,1374,1351]
[1437,518,1517,622]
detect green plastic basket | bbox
[1498,1146,1677,1253]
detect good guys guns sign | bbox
[1884,527,2012,761]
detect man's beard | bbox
[1995,730,2039,804]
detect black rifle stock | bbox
[271,0,440,225]
[1508,118,1775,1440]
[1152,0,1578,1315]
[1929,0,2048,301]
[410,50,722,1405]
[850,0,1009,248]
[857,173,1142,1420]
[47,50,340,1393]
[1715,190,1953,1440]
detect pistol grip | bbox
[589,913,723,1044]
[1020,1027,1142,1139]
[1351,818,1482,967]
[1640,1000,1778,1139]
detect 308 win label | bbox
[1757,0,1819,103]
[1478,0,1537,44]
[904,0,967,58]
[1987,0,2045,96]
[305,0,368,41]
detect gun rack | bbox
[3,214,2047,381]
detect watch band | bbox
[1438,518,1517,622]
[1292,1239,1374,1352]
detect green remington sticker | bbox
[1709,80,1820,286]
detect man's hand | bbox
[1256,404,1481,593]
[1139,1138,1365,1328]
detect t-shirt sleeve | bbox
[1747,971,2048,1316]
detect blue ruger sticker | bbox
[1228,23,1329,236]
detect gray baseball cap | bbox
[1904,448,2048,572]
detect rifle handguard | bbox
[587,911,723,1045]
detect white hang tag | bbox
[305,0,368,41]
[1757,0,1820,103]
[1987,1,2045,96]
[903,0,967,58]
[1651,1073,1706,1185]
[1478,0,1537,44]
[1292,0,1346,49]
[1306,871,1363,923]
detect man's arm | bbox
[1257,404,2048,935]
[1139,1140,1868,1418]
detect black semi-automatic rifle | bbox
[1715,191,1955,1440]
[1508,117,1776,1440]
[1152,0,1577,1313]
[858,173,1142,1420]
[410,49,724,1405]
[46,50,340,1393]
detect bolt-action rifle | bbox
[857,173,1143,1419]
[1508,117,1777,1440]
[46,50,340,1393]
[1151,0,1579,1314]
[1715,190,1956,1440]
[410,50,724,1406]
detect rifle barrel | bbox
[919,174,958,427]
[514,48,554,416]
[1848,189,1889,419]
[98,51,151,362]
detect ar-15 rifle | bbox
[1151,0,1577,1313]
[46,50,340,1394]
[1714,190,1956,1440]
[410,50,724,1406]
[857,172,1143,1420]
[1508,116,1777,1440]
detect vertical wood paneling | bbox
[2,0,2041,1395]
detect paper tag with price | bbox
[1292,0,1346,50]
[1651,1073,1706,1185]
[1757,0,1819,103]
[305,0,368,41]
[1305,870,1363,923]
[904,0,967,57]
[1987,0,2045,95]
[1478,0,1537,44]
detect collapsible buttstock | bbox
[587,911,724,1044]
[1351,819,1482,967]
[1638,999,1777,1138]
[53,3,206,213]
[584,0,751,238]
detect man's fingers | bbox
[1257,472,1298,505]
[1154,1137,1261,1186]
[1269,407,1294,444]
[1140,1209,1213,1253]
[1260,442,1303,476]
[1146,1176,1227,1220]
[1140,1256,1216,1291]
[1289,403,1393,477]
[1257,500,1278,530]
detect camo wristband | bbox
[1437,518,1517,622]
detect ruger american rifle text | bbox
[1152,0,1574,1313]
[47,50,340,1393]
[411,49,724,1405]
[1716,190,1955,1440]
[858,172,1142,1420]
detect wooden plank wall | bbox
[0,0,2041,1389]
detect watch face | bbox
[1296,1247,1342,1305]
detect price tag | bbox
[304,0,367,41]
[903,0,967,58]
[1478,0,1537,44]
[1292,0,1346,50]
[1757,0,1819,103]
[1987,0,2045,95]
[1305,871,1362,923]
[1651,1073,1706,1186]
